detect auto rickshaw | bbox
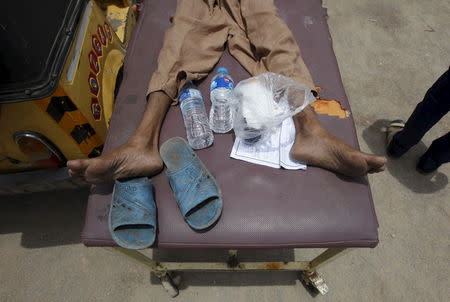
[0,0,137,193]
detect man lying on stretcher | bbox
[67,0,386,184]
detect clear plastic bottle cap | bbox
[217,67,228,74]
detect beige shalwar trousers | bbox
[147,0,315,103]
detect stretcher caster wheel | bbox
[160,273,179,297]
[299,271,329,296]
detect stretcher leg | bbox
[300,248,347,296]
[111,247,347,297]
[308,247,346,270]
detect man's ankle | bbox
[127,133,158,150]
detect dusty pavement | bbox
[1,0,449,301]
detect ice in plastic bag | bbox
[232,72,316,142]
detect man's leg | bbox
[233,0,386,176]
[227,0,315,90]
[388,69,450,157]
[68,0,229,184]
[67,92,170,184]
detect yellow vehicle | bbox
[0,0,136,193]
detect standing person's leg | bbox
[388,69,450,157]
[68,0,229,184]
[229,0,386,176]
[417,132,450,172]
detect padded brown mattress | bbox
[81,0,379,248]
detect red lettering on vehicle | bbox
[91,97,102,120]
[89,51,99,74]
[88,73,99,96]
[92,35,103,57]
[98,25,107,46]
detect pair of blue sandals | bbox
[109,137,223,249]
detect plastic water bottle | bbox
[209,67,234,133]
[179,81,214,149]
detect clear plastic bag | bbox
[232,72,316,142]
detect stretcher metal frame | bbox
[111,247,347,297]
[82,0,379,298]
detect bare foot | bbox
[67,91,172,184]
[290,107,386,176]
[67,142,163,184]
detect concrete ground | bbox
[1,0,449,301]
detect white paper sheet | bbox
[230,118,307,170]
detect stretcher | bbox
[82,0,379,296]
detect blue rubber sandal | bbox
[109,177,157,249]
[160,137,223,231]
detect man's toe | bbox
[67,159,90,179]
[67,159,88,170]
[368,165,385,174]
[366,155,387,174]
